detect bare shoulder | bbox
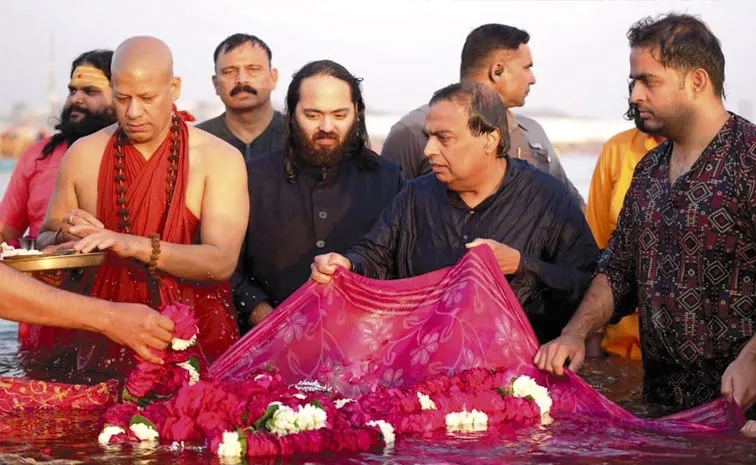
[188,126,239,158]
[187,126,245,172]
[64,124,116,164]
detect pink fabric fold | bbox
[211,246,745,434]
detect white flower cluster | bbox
[97,425,125,445]
[334,398,354,409]
[177,360,200,385]
[130,422,159,442]
[417,392,437,410]
[366,420,395,445]
[217,431,244,458]
[510,375,552,416]
[171,333,197,351]
[266,402,327,437]
[445,409,488,432]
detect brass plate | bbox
[1,251,107,272]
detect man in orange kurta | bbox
[586,127,663,359]
[38,36,248,383]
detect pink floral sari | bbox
[211,246,744,434]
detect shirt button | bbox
[318,211,328,220]
[463,235,469,240]
[316,240,326,248]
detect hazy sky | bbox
[1,0,754,119]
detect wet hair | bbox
[627,13,725,97]
[41,49,113,159]
[429,81,510,157]
[460,24,530,79]
[283,60,377,183]
[213,33,272,68]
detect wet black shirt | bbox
[233,149,405,331]
[345,158,599,342]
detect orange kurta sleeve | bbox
[586,138,620,249]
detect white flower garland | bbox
[171,334,197,351]
[266,402,328,437]
[177,360,200,385]
[129,422,159,442]
[417,392,437,410]
[367,420,395,445]
[334,398,354,409]
[217,431,244,458]
[445,409,489,432]
[97,425,125,445]
[510,375,552,416]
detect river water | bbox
[0,156,754,464]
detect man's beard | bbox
[56,105,117,145]
[634,106,693,139]
[292,120,360,167]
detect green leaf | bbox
[129,414,156,430]
[310,400,324,411]
[242,411,249,425]
[237,428,248,457]
[187,357,201,375]
[254,403,281,431]
[122,389,150,407]
[495,387,509,399]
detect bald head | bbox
[112,36,174,81]
[111,36,182,145]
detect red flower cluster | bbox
[99,305,388,457]
[340,367,541,434]
[122,304,203,405]
[99,305,546,457]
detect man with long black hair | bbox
[233,60,405,332]
[0,49,116,245]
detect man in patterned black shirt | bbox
[535,13,756,418]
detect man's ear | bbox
[170,76,182,102]
[489,63,505,83]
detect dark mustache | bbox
[313,131,338,141]
[230,85,258,97]
[64,104,92,117]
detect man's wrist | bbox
[738,338,756,361]
[84,298,114,334]
[515,250,523,274]
[560,325,588,341]
[132,234,153,263]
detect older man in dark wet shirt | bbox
[312,82,598,343]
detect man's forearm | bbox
[738,334,756,360]
[560,273,615,339]
[0,264,112,334]
[131,236,238,281]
